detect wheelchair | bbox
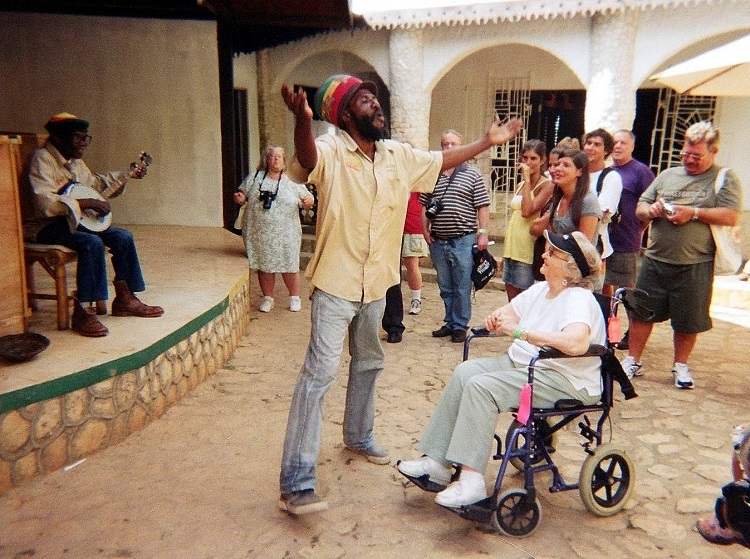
[400,288,640,537]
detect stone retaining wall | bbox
[0,280,250,494]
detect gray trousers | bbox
[418,353,599,473]
[280,289,386,494]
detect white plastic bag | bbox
[710,168,743,275]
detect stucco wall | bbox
[260,9,750,210]
[0,12,223,228]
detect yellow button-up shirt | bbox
[289,131,442,303]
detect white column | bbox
[256,49,287,147]
[388,29,430,149]
[586,11,639,132]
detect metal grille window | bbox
[649,88,716,175]
[488,78,530,223]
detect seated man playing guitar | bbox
[24,112,163,337]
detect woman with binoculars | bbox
[234,145,314,313]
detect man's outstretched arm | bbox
[281,84,317,170]
[440,115,522,171]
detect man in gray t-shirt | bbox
[620,121,743,389]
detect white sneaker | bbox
[397,456,453,486]
[289,296,302,312]
[620,355,643,379]
[259,296,274,313]
[434,474,487,508]
[409,298,422,315]
[672,363,694,389]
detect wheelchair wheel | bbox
[578,443,635,517]
[490,489,542,537]
[505,418,557,471]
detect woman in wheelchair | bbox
[398,230,605,508]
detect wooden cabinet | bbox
[0,135,29,336]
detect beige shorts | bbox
[402,233,429,258]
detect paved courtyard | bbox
[0,279,748,559]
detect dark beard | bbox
[351,113,390,141]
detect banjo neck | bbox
[63,151,153,233]
[98,152,153,200]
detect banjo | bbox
[62,152,152,232]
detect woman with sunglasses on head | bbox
[530,147,602,290]
[530,147,601,242]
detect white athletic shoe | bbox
[672,363,694,389]
[620,355,643,379]
[289,296,302,312]
[409,299,422,315]
[259,296,274,313]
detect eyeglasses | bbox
[680,150,706,162]
[71,133,93,144]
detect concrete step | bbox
[712,275,750,311]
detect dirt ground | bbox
[0,280,749,559]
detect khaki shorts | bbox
[604,252,638,288]
[402,233,429,258]
[633,257,713,334]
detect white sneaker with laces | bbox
[409,298,422,315]
[397,456,453,486]
[259,296,274,313]
[289,296,302,312]
[434,472,487,508]
[672,363,694,389]
[620,355,643,379]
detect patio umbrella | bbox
[649,34,750,96]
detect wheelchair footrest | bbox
[438,496,495,523]
[399,472,448,493]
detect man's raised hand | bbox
[487,115,523,146]
[281,84,313,120]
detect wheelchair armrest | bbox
[469,326,496,337]
[537,344,607,359]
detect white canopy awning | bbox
[649,34,750,97]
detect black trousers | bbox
[381,283,404,335]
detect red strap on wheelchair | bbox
[517,383,532,425]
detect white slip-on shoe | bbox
[397,456,452,486]
[434,476,487,508]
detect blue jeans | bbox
[280,289,386,494]
[37,218,146,303]
[429,233,476,331]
